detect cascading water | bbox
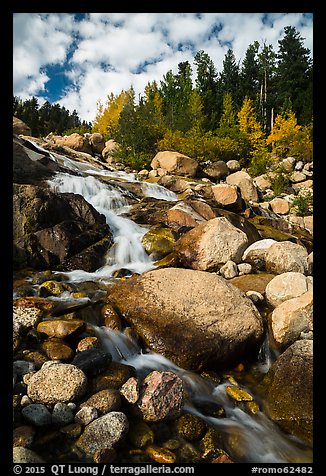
[23,139,312,464]
[95,326,312,464]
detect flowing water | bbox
[22,141,313,463]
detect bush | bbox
[291,190,313,216]
[269,171,291,196]
[248,149,272,177]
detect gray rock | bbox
[76,412,129,455]
[52,402,75,426]
[13,306,42,332]
[265,272,311,308]
[219,260,238,279]
[22,404,52,426]
[13,360,36,376]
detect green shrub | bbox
[269,172,291,196]
[291,190,313,216]
[248,149,272,177]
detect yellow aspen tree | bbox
[92,90,131,138]
[238,96,265,154]
[266,109,301,158]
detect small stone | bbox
[13,306,42,331]
[72,348,112,376]
[90,362,133,392]
[37,319,85,339]
[41,338,74,361]
[75,406,98,426]
[225,386,254,402]
[77,336,100,352]
[39,280,64,297]
[145,445,176,463]
[13,361,36,375]
[175,413,206,441]
[51,402,75,426]
[59,423,82,439]
[120,377,141,404]
[13,425,36,448]
[13,447,45,463]
[93,448,117,463]
[80,389,121,415]
[20,395,32,407]
[22,404,52,426]
[237,263,252,275]
[246,401,260,414]
[128,421,155,448]
[246,290,264,304]
[219,260,238,279]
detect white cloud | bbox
[13,12,313,123]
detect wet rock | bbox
[226,386,254,402]
[262,340,313,443]
[211,453,234,463]
[72,348,112,377]
[135,371,184,422]
[51,402,75,426]
[13,361,36,376]
[101,304,123,330]
[13,306,42,332]
[22,403,52,426]
[175,217,249,271]
[108,268,264,370]
[13,447,45,463]
[75,406,98,426]
[90,362,133,393]
[199,427,223,461]
[93,448,117,463]
[59,423,83,439]
[265,241,309,275]
[128,421,155,448]
[27,362,88,404]
[142,226,178,258]
[13,183,112,271]
[80,389,121,415]
[39,280,64,297]
[229,273,275,296]
[77,337,100,352]
[76,411,129,455]
[175,413,206,441]
[265,272,311,308]
[13,425,36,448]
[37,318,86,338]
[271,290,313,348]
[23,351,48,369]
[120,377,141,404]
[41,338,74,362]
[145,445,176,463]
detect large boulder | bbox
[89,133,105,154]
[13,183,113,270]
[200,161,229,180]
[265,272,312,308]
[102,139,120,163]
[226,171,258,202]
[261,340,313,443]
[13,116,31,136]
[151,151,198,177]
[13,136,60,184]
[53,133,92,154]
[175,217,249,271]
[271,290,313,348]
[107,268,264,370]
[265,241,309,275]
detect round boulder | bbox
[265,241,309,275]
[107,268,264,370]
[262,340,313,443]
[27,362,88,404]
[265,272,311,308]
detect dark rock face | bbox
[13,183,113,271]
[261,339,313,443]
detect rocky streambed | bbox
[13,129,313,464]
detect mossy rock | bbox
[142,226,179,257]
[39,280,64,297]
[128,421,154,448]
[199,427,224,461]
[145,445,176,463]
[226,386,254,402]
[175,413,206,441]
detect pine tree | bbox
[275,26,313,124]
[220,49,240,109]
[240,41,260,102]
[194,50,219,129]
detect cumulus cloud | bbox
[13,12,313,122]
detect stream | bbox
[17,142,313,464]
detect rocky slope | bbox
[13,122,313,464]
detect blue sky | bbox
[13,13,313,123]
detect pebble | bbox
[51,402,75,426]
[22,403,52,426]
[226,386,254,402]
[72,348,112,376]
[75,406,98,425]
[145,445,176,463]
[13,447,45,463]
[80,389,121,415]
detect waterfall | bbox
[94,326,312,464]
[48,172,154,282]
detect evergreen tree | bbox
[194,50,219,130]
[275,26,313,124]
[258,42,277,133]
[240,41,260,103]
[220,49,241,109]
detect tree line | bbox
[13,26,313,172]
[93,26,312,170]
[13,96,92,137]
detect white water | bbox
[95,326,312,464]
